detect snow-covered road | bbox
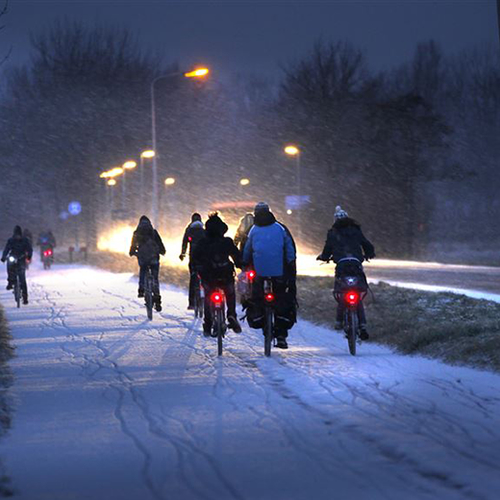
[1,265,500,500]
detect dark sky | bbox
[5,0,499,78]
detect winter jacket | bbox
[129,216,166,266]
[318,218,375,264]
[243,211,296,278]
[2,226,33,262]
[181,220,205,257]
[38,231,56,248]
[191,215,242,284]
[234,214,254,252]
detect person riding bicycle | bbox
[37,230,56,260]
[316,206,375,340]
[129,215,166,312]
[242,202,297,349]
[234,213,254,252]
[191,213,243,335]
[179,213,205,310]
[1,225,33,304]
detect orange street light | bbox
[107,179,117,186]
[184,67,209,78]
[240,178,250,186]
[141,150,155,159]
[284,145,300,156]
[123,161,137,170]
[164,177,176,186]
[100,171,110,179]
[108,167,124,177]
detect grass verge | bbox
[0,304,14,497]
[65,252,500,373]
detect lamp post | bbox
[140,150,155,211]
[122,160,137,211]
[284,145,302,242]
[150,67,209,227]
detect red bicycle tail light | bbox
[345,291,360,306]
[265,293,275,303]
[247,270,256,282]
[211,292,223,304]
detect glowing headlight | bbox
[8,256,16,263]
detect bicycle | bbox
[210,288,227,356]
[262,278,276,357]
[7,255,23,308]
[332,259,368,356]
[193,273,204,319]
[144,266,155,320]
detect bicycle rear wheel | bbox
[216,308,224,356]
[145,274,153,320]
[14,277,21,309]
[264,308,273,357]
[347,309,358,356]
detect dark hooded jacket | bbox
[318,218,375,264]
[2,226,33,262]
[192,215,241,283]
[181,220,205,257]
[129,216,166,266]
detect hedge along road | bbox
[1,263,499,500]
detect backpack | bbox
[137,236,160,266]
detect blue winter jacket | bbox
[243,212,296,277]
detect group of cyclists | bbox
[1,203,375,346]
[129,202,375,349]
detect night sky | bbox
[5,1,499,78]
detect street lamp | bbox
[121,161,137,210]
[240,178,250,186]
[284,145,302,242]
[139,150,155,210]
[107,179,117,186]
[164,177,176,186]
[150,67,209,226]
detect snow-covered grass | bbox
[0,303,14,497]
[299,277,500,372]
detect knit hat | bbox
[254,202,270,215]
[334,206,348,220]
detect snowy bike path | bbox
[1,265,499,500]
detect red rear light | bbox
[247,270,256,282]
[44,249,52,257]
[211,292,223,305]
[345,291,360,306]
[265,293,275,303]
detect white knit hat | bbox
[334,205,348,220]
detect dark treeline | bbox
[0,22,499,261]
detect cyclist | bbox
[191,213,242,335]
[243,202,297,349]
[129,215,166,312]
[37,230,56,260]
[1,225,33,304]
[234,213,254,252]
[316,205,375,339]
[179,213,205,310]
